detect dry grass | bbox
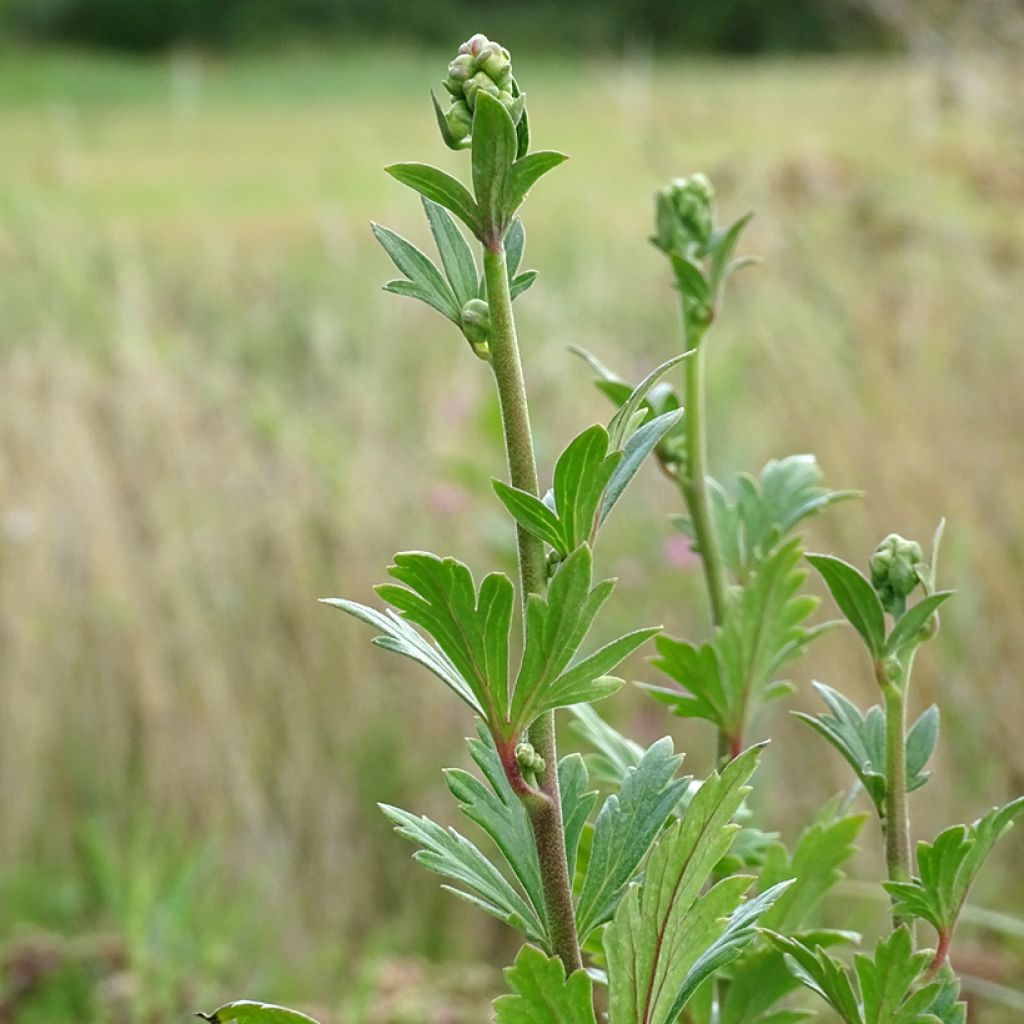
[0,45,1022,1019]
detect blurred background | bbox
[1,0,1023,1021]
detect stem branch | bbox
[483,244,582,973]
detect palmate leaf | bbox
[196,1003,321,1024]
[767,927,961,1024]
[673,455,857,579]
[604,747,784,1024]
[493,944,597,1024]
[510,545,658,733]
[794,683,939,815]
[646,538,823,747]
[380,803,546,943]
[575,737,690,940]
[884,796,1024,943]
[718,806,867,1024]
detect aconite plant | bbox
[200,34,1023,1024]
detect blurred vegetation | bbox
[0,0,893,54]
[1,37,1023,1024]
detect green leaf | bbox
[422,197,478,306]
[511,546,656,730]
[472,91,518,243]
[663,881,795,1022]
[374,552,513,730]
[606,352,689,450]
[807,554,886,659]
[600,409,684,527]
[371,222,459,321]
[884,797,1024,941]
[506,150,569,214]
[767,927,949,1024]
[553,426,622,552]
[707,211,755,295]
[569,704,646,789]
[674,455,858,578]
[759,806,868,934]
[604,746,769,1024]
[322,596,486,718]
[385,162,480,235]
[493,945,597,1024]
[885,592,954,656]
[505,218,526,277]
[510,269,539,298]
[794,683,939,815]
[648,538,822,744]
[575,737,690,939]
[493,480,565,551]
[380,803,545,942]
[196,1003,321,1024]
[445,723,547,932]
[559,753,598,884]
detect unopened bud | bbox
[464,70,500,110]
[870,533,925,616]
[445,100,473,145]
[461,33,490,57]
[459,299,491,359]
[479,45,512,87]
[447,53,475,82]
[515,742,546,775]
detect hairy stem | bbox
[882,673,913,933]
[678,322,730,762]
[483,243,582,973]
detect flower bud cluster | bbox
[515,742,546,776]
[870,533,925,616]
[441,33,522,146]
[654,173,716,256]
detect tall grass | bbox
[0,47,1022,1020]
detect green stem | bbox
[881,670,913,933]
[678,323,730,762]
[483,243,582,973]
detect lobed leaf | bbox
[372,222,459,321]
[575,737,690,939]
[493,944,597,1024]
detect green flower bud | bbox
[447,53,475,82]
[479,44,512,87]
[515,742,546,775]
[459,298,491,359]
[464,70,500,111]
[661,173,715,252]
[445,100,473,146]
[870,533,925,616]
[460,33,490,58]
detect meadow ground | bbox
[0,45,1022,1021]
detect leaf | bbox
[707,211,755,295]
[380,803,545,942]
[196,1004,321,1024]
[371,222,459,321]
[807,554,886,659]
[505,217,526,277]
[768,926,951,1024]
[606,352,689,450]
[445,723,547,931]
[552,426,622,552]
[374,552,514,730]
[674,455,858,578]
[884,797,1024,941]
[759,807,868,934]
[321,596,486,717]
[575,737,690,939]
[493,945,597,1024]
[885,592,954,656]
[493,480,565,551]
[506,150,569,214]
[604,746,769,1024]
[663,881,794,1022]
[511,546,656,731]
[559,753,598,884]
[510,269,539,298]
[431,90,469,151]
[422,197,478,306]
[569,704,647,789]
[648,538,821,744]
[600,409,684,527]
[794,683,939,815]
[385,162,480,235]
[472,91,518,242]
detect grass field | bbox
[1,45,1023,1021]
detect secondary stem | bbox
[881,671,913,932]
[678,321,731,762]
[483,244,582,973]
